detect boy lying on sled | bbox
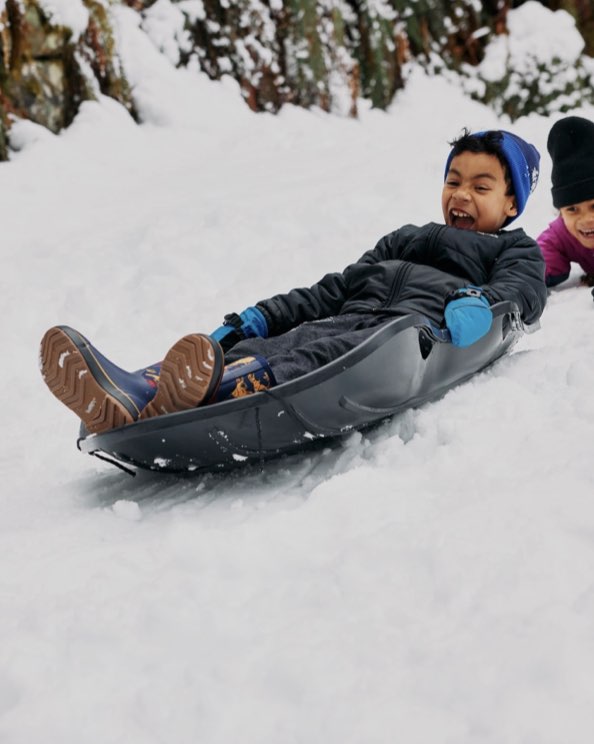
[40,129,547,434]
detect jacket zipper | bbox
[384,262,413,309]
[426,223,446,254]
[373,223,445,313]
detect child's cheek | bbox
[561,213,579,240]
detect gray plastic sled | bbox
[78,302,529,474]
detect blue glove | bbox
[444,286,493,348]
[211,306,268,351]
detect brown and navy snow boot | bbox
[138,334,224,420]
[40,326,224,434]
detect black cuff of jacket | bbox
[545,273,570,288]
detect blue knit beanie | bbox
[444,130,540,225]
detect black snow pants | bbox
[224,312,397,385]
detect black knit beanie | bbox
[547,116,594,208]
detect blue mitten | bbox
[444,287,493,348]
[211,306,268,351]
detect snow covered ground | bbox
[1,5,594,743]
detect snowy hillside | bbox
[1,4,594,743]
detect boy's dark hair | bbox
[448,128,513,196]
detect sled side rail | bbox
[77,303,525,473]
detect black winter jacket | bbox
[257,222,547,335]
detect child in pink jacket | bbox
[537,116,594,289]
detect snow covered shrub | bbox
[461,1,594,120]
[157,0,361,116]
[0,0,134,158]
[150,0,502,116]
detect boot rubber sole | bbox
[40,326,141,434]
[40,328,225,434]
[139,333,224,420]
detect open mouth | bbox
[578,227,594,240]
[449,208,475,230]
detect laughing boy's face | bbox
[442,151,517,233]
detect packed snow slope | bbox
[1,6,594,744]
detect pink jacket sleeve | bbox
[536,217,571,282]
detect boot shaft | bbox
[212,355,276,403]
